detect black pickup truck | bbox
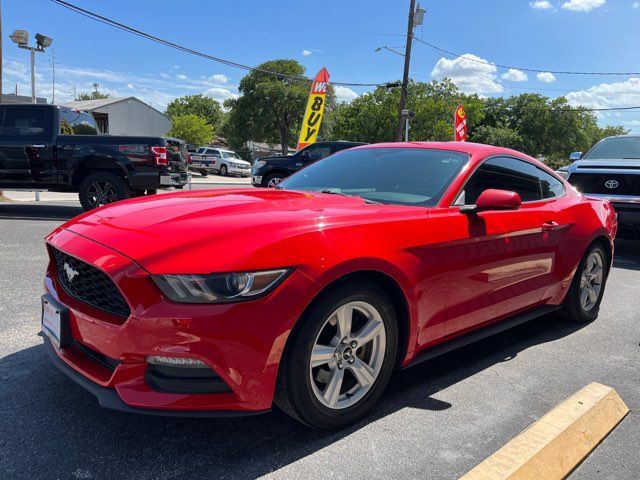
[251,141,366,188]
[0,104,188,210]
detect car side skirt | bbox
[404,305,561,369]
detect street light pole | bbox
[9,30,53,104]
[395,0,416,142]
[30,47,36,103]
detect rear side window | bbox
[1,107,46,139]
[59,109,98,135]
[461,157,565,204]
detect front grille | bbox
[569,173,640,196]
[52,247,131,318]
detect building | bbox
[1,93,47,104]
[63,97,171,136]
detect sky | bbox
[3,0,640,130]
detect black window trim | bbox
[449,154,567,208]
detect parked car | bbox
[252,141,366,188]
[566,135,640,237]
[190,147,250,177]
[0,104,188,210]
[41,142,615,429]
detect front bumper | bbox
[227,165,251,176]
[252,175,263,186]
[43,228,319,414]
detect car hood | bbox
[60,189,415,275]
[570,158,640,171]
[259,155,294,163]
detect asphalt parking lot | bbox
[0,197,638,480]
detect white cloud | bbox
[334,86,358,103]
[209,73,229,83]
[431,54,503,95]
[203,87,238,104]
[176,74,188,80]
[537,71,557,83]
[566,77,640,110]
[126,83,134,89]
[501,68,528,82]
[530,1,553,9]
[561,0,605,12]
[302,49,313,56]
[633,1,640,7]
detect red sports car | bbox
[41,142,617,429]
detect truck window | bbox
[2,107,46,139]
[60,109,99,135]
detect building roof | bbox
[63,96,169,120]
[1,93,48,104]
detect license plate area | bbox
[42,294,71,348]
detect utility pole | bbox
[49,47,58,104]
[395,0,416,142]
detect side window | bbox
[306,144,332,161]
[2,107,46,139]
[536,169,565,199]
[461,157,543,205]
[212,150,222,158]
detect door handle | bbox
[542,221,560,231]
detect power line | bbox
[412,35,640,77]
[51,0,390,87]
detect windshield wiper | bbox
[320,190,382,204]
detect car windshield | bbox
[221,151,241,159]
[584,137,640,159]
[281,147,469,207]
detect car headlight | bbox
[253,160,266,169]
[153,269,291,304]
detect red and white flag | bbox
[454,105,468,142]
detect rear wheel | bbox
[220,165,228,176]
[78,172,130,211]
[275,282,398,429]
[200,171,208,177]
[562,243,609,323]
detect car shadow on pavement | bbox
[0,313,587,480]
[613,238,640,271]
[0,203,83,222]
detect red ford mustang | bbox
[41,142,617,429]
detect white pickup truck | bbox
[190,147,251,177]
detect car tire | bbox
[263,173,284,188]
[561,242,609,323]
[220,165,228,176]
[201,171,208,177]
[275,281,398,429]
[78,172,130,211]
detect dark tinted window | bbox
[282,147,469,207]
[59,109,98,135]
[303,144,332,161]
[462,157,542,204]
[537,169,565,199]
[2,107,46,138]
[584,137,640,159]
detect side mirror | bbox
[569,151,583,161]
[461,189,522,213]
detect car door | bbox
[0,106,56,186]
[441,156,562,335]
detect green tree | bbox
[77,82,109,100]
[222,59,309,155]
[168,114,213,145]
[332,79,485,143]
[165,94,223,129]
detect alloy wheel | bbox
[86,181,117,208]
[309,301,386,410]
[267,177,283,188]
[579,250,604,311]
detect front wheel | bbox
[78,172,130,211]
[562,243,609,323]
[220,165,228,176]
[263,173,284,188]
[275,282,398,429]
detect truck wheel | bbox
[200,171,208,177]
[263,173,284,188]
[220,165,228,176]
[79,172,130,211]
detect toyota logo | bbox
[604,179,619,189]
[63,262,80,283]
